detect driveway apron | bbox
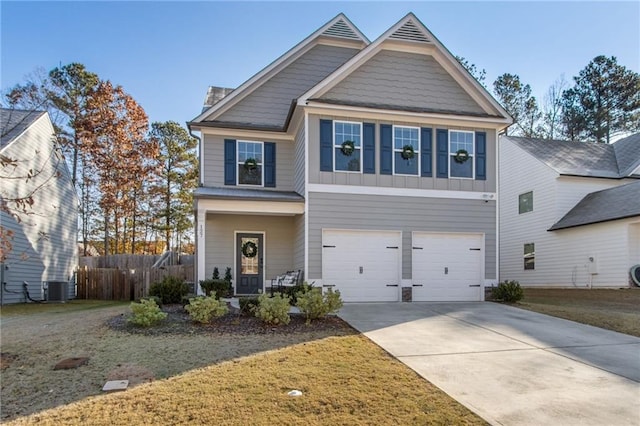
[339,302,640,426]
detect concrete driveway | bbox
[339,302,640,426]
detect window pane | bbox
[241,237,259,274]
[335,148,361,171]
[238,142,262,163]
[450,156,473,178]
[450,131,474,154]
[238,164,262,185]
[394,152,418,175]
[394,127,419,150]
[524,243,535,270]
[335,122,361,147]
[519,192,533,214]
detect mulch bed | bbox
[107,303,355,336]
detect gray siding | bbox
[293,123,306,195]
[205,214,298,286]
[1,114,78,304]
[321,50,485,115]
[202,134,295,191]
[308,114,496,192]
[307,192,496,280]
[217,44,359,127]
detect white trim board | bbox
[307,183,496,201]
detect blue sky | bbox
[2,1,638,126]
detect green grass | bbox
[0,300,128,317]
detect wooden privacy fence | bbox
[76,265,195,301]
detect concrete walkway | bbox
[339,302,640,426]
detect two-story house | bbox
[188,13,511,302]
[499,135,640,288]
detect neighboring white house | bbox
[188,13,512,302]
[499,134,640,288]
[0,108,78,304]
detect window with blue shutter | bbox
[224,139,236,185]
[475,132,486,181]
[380,124,392,175]
[319,119,333,172]
[436,129,448,178]
[264,142,276,187]
[363,123,375,174]
[420,127,432,177]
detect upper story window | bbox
[237,141,263,186]
[519,191,533,214]
[449,130,474,178]
[334,121,362,172]
[393,126,419,175]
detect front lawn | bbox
[515,288,640,337]
[0,300,127,317]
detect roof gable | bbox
[1,108,46,150]
[613,133,640,176]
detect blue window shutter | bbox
[380,124,392,175]
[363,123,375,174]
[420,127,433,177]
[436,129,448,178]
[319,119,333,171]
[475,131,486,181]
[224,139,236,185]
[264,142,276,187]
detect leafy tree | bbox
[456,56,487,88]
[148,121,198,252]
[561,55,640,143]
[493,73,541,137]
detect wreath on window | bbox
[241,241,257,258]
[244,158,258,171]
[401,144,415,160]
[340,140,355,156]
[454,149,470,164]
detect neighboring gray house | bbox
[1,108,78,304]
[499,134,640,288]
[188,13,511,302]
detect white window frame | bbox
[333,120,363,174]
[519,191,533,214]
[524,242,535,270]
[392,125,420,176]
[448,130,475,180]
[237,140,264,187]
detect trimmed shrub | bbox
[199,279,233,299]
[280,282,306,305]
[128,298,167,327]
[295,283,343,324]
[239,297,259,316]
[255,293,290,325]
[149,276,189,304]
[224,267,233,282]
[212,267,220,280]
[492,280,524,302]
[185,294,229,324]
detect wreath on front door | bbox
[454,149,470,164]
[340,140,355,156]
[241,241,258,258]
[401,144,415,160]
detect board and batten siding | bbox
[320,50,486,116]
[293,123,305,195]
[216,44,360,127]
[307,192,496,281]
[204,214,297,284]
[307,114,496,192]
[202,134,295,191]
[1,114,78,303]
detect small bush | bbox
[128,298,167,327]
[185,294,229,324]
[296,283,343,324]
[255,293,290,325]
[199,279,233,299]
[224,267,233,282]
[492,280,524,302]
[280,282,306,305]
[212,267,220,280]
[239,297,260,316]
[149,276,189,304]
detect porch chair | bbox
[270,270,302,296]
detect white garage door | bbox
[322,230,401,302]
[412,233,483,302]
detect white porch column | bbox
[196,206,207,295]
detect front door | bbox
[236,233,264,295]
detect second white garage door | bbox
[322,230,401,302]
[412,232,483,302]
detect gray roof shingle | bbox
[194,186,304,202]
[0,108,46,150]
[549,181,640,231]
[505,135,640,179]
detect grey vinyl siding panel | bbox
[307,192,496,280]
[1,114,78,304]
[321,50,485,115]
[293,123,305,195]
[308,114,496,192]
[217,45,360,127]
[293,214,305,274]
[202,134,295,191]
[205,214,297,286]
